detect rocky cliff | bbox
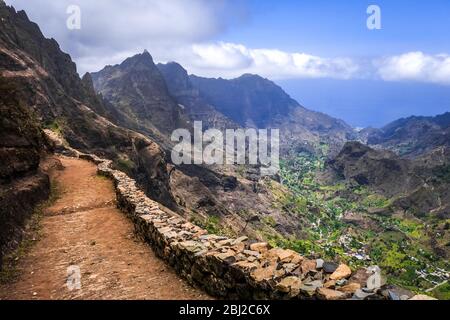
[0,76,50,269]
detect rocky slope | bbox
[0,76,50,269]
[91,53,314,241]
[326,142,422,197]
[92,151,434,300]
[323,142,450,266]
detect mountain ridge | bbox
[364,111,450,157]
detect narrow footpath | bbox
[0,156,209,300]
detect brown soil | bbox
[0,156,210,300]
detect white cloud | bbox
[4,0,360,79]
[376,52,450,85]
[5,0,230,74]
[179,42,360,80]
[5,1,450,85]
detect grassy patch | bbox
[319,183,346,192]
[262,216,277,228]
[43,119,64,135]
[361,194,391,209]
[190,215,233,237]
[432,281,450,300]
[115,158,136,175]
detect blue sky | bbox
[222,0,450,56]
[6,0,450,127]
[222,0,450,127]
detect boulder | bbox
[300,280,323,296]
[232,261,259,272]
[251,265,277,282]
[352,289,375,300]
[266,248,296,263]
[348,268,372,287]
[338,282,361,293]
[250,242,269,253]
[323,261,339,274]
[330,264,352,280]
[300,259,317,274]
[317,288,349,300]
[276,276,302,295]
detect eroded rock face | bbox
[0,77,50,269]
[157,62,239,132]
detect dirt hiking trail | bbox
[0,156,209,300]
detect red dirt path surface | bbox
[0,156,210,300]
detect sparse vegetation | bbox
[43,119,64,135]
[115,157,136,175]
[276,148,449,295]
[190,215,234,237]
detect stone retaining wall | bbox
[78,153,430,301]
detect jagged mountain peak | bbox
[91,52,188,140]
[157,61,192,95]
[157,61,190,82]
[119,50,157,71]
[81,72,94,87]
[159,61,186,70]
[236,73,266,80]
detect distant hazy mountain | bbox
[190,74,297,128]
[190,74,357,155]
[157,62,240,131]
[364,112,450,157]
